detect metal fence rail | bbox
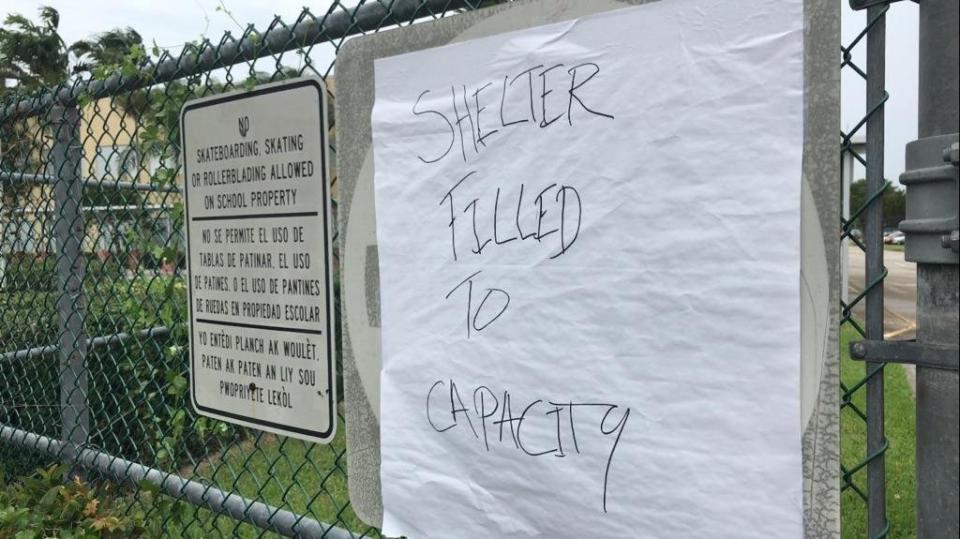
[0,425,353,539]
[838,1,960,537]
[0,0,472,123]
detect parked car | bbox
[884,230,905,244]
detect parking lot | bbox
[847,245,918,388]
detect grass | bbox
[183,417,377,538]
[840,325,917,538]
[884,244,905,252]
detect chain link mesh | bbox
[1,2,499,536]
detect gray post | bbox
[864,4,887,536]
[905,0,960,536]
[49,104,89,468]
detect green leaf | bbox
[38,485,62,508]
[137,479,160,495]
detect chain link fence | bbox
[1,2,495,536]
[0,0,926,537]
[839,2,906,538]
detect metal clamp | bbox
[850,339,960,371]
[942,142,960,253]
[899,133,960,264]
[849,0,913,10]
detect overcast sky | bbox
[4,0,920,183]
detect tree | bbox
[2,7,149,257]
[70,28,143,76]
[1,6,70,250]
[848,178,907,231]
[1,6,147,98]
[0,6,68,93]
[2,6,148,172]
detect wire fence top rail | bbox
[0,0,472,123]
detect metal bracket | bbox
[850,339,960,371]
[849,0,915,10]
[941,142,960,253]
[900,133,960,264]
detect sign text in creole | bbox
[181,78,336,443]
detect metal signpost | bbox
[181,78,337,443]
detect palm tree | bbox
[1,7,147,255]
[70,28,143,75]
[0,6,69,287]
[1,6,146,97]
[0,6,68,95]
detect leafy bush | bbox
[0,464,160,538]
[3,272,240,478]
[82,275,241,468]
[0,254,56,292]
[0,290,57,346]
[83,254,127,283]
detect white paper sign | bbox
[182,78,337,443]
[371,1,803,536]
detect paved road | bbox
[847,246,917,338]
[847,246,918,389]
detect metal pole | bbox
[0,140,10,289]
[1,325,173,364]
[0,199,8,290]
[864,5,887,536]
[842,149,852,305]
[49,104,89,470]
[912,0,959,535]
[0,170,181,193]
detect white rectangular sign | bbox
[181,78,336,443]
[371,0,803,536]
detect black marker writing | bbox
[438,173,583,261]
[445,271,510,338]
[411,61,614,166]
[425,380,632,513]
[567,62,615,124]
[412,90,455,164]
[439,171,477,261]
[539,64,565,128]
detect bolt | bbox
[944,142,960,165]
[851,342,867,359]
[943,230,960,253]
